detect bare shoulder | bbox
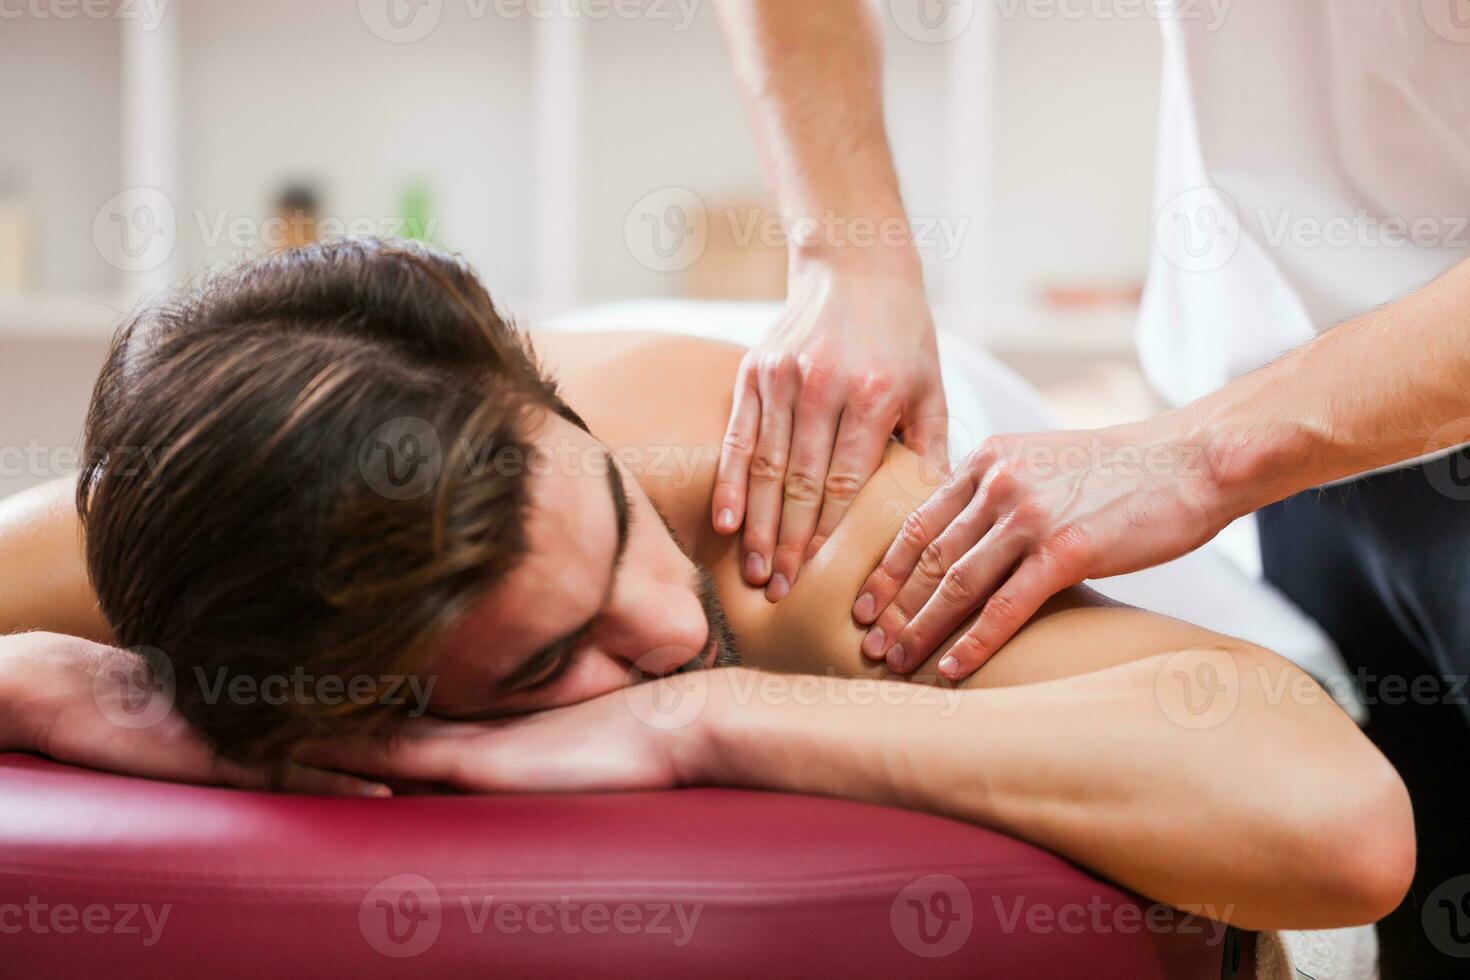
[528,329,746,451]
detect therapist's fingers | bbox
[740,358,799,586]
[766,384,841,601]
[809,398,897,560]
[870,506,1013,673]
[712,358,762,535]
[932,554,1074,681]
[883,524,1027,673]
[853,461,979,634]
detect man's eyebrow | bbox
[495,450,631,694]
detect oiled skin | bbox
[532,329,1250,691]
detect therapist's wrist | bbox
[1187,393,1319,521]
[785,211,926,286]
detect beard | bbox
[693,563,742,669]
[645,497,742,671]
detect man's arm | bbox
[303,650,1413,930]
[0,630,390,795]
[860,254,1470,680]
[693,650,1413,931]
[709,0,949,599]
[0,478,109,641]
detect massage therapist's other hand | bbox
[714,258,949,602]
[297,669,730,795]
[856,415,1231,681]
[0,631,390,796]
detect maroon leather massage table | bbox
[0,753,1249,978]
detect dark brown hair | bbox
[78,238,575,762]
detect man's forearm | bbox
[690,651,1411,930]
[0,637,42,752]
[1196,254,1470,516]
[713,0,919,277]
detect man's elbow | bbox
[1232,645,1416,926]
[1323,756,1416,924]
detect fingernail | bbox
[861,626,886,659]
[938,654,960,678]
[766,573,789,602]
[366,784,392,798]
[853,592,875,623]
[744,552,767,582]
[887,644,906,673]
[716,507,736,532]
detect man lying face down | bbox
[60,239,1410,931]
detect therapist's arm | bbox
[858,254,1470,680]
[710,0,949,600]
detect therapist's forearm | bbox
[1196,254,1470,514]
[712,0,920,276]
[690,652,1411,929]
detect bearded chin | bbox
[698,563,742,668]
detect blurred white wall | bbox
[991,11,1159,297]
[0,14,120,295]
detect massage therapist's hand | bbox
[856,415,1230,681]
[0,631,390,796]
[296,670,724,794]
[714,258,949,601]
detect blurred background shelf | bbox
[0,1,1168,501]
[1,0,1160,343]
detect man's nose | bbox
[601,577,708,677]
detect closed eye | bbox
[512,625,593,694]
